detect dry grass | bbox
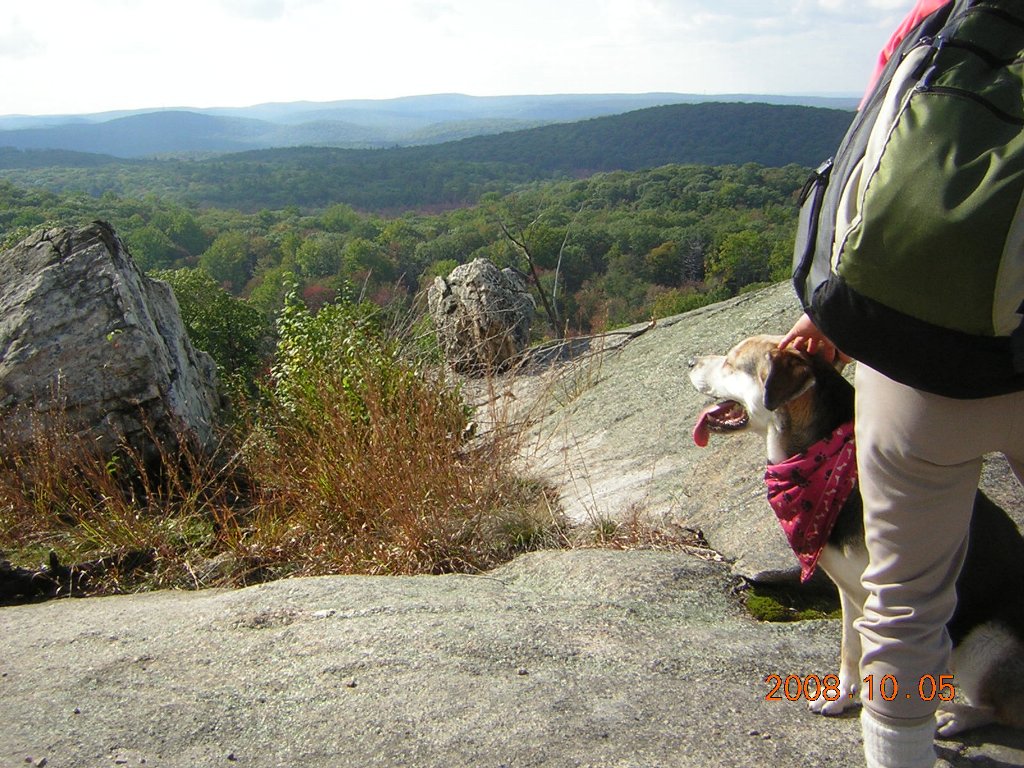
[577,503,715,557]
[0,317,714,600]
[0,410,245,593]
[0,362,568,597]
[236,362,566,577]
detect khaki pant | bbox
[853,363,1024,722]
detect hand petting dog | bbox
[779,312,851,366]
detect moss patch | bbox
[743,583,842,623]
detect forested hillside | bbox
[0,102,850,212]
[0,96,850,596]
[0,161,807,337]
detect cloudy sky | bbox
[1,0,914,116]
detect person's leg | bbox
[861,710,939,768]
[853,365,995,767]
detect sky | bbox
[0,0,915,117]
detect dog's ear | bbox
[764,348,815,411]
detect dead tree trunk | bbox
[498,221,563,339]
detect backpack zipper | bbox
[912,16,1024,126]
[916,85,1024,125]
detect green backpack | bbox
[793,0,1024,398]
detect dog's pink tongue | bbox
[692,406,715,447]
[693,400,745,447]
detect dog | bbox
[689,334,1024,736]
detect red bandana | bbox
[764,422,857,582]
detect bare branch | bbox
[552,201,588,325]
[496,218,563,339]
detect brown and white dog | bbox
[689,334,1024,735]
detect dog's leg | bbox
[810,586,862,715]
[811,550,866,716]
[935,640,993,737]
[936,623,1024,736]
[935,703,995,737]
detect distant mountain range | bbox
[0,101,856,212]
[0,93,859,158]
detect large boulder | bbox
[428,258,535,374]
[0,221,221,459]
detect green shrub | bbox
[650,286,728,319]
[240,280,562,575]
[269,278,395,417]
[153,268,272,389]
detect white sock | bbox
[861,708,937,768]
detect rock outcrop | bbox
[0,221,220,459]
[428,258,535,374]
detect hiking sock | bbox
[861,707,936,768]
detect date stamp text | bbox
[765,673,956,703]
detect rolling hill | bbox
[0,92,859,158]
[0,101,854,212]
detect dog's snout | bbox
[687,358,697,369]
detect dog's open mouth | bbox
[692,400,749,447]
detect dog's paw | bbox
[807,677,859,716]
[936,703,995,738]
[808,694,859,716]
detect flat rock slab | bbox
[515,283,821,581]
[2,550,1019,767]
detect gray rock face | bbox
[428,257,535,374]
[0,551,861,768]
[0,221,220,458]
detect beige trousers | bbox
[853,363,1024,722]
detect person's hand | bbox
[780,313,852,365]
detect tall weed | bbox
[0,409,244,592]
[240,283,561,576]
[0,285,565,595]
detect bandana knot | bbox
[764,421,857,582]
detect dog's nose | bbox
[687,358,697,369]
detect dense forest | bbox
[0,160,807,344]
[0,100,851,385]
[0,102,850,211]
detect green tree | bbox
[342,237,392,282]
[319,203,362,233]
[295,233,344,278]
[153,268,271,389]
[644,241,682,286]
[707,231,774,293]
[126,225,178,271]
[165,209,210,255]
[199,231,254,292]
[247,266,293,318]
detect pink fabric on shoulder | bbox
[862,0,953,103]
